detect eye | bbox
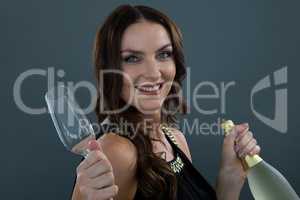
[122,55,141,64]
[157,50,173,61]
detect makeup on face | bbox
[121,43,174,96]
[134,81,165,96]
[120,21,177,113]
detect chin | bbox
[136,100,163,114]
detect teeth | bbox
[138,84,160,92]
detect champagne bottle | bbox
[221,120,299,200]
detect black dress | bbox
[72,123,217,200]
[133,125,217,200]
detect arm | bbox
[215,123,261,200]
[215,169,241,200]
[72,133,138,200]
[72,183,82,200]
[99,133,138,200]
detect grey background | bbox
[1,0,300,199]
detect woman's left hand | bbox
[216,123,261,200]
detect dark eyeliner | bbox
[122,55,140,63]
[157,50,173,60]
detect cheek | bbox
[120,63,176,104]
[120,69,136,102]
[162,60,176,79]
[162,64,176,91]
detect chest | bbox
[152,136,175,162]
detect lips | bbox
[135,81,164,94]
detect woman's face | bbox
[120,20,176,115]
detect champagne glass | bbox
[45,85,95,158]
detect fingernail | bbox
[250,150,255,156]
[244,123,249,127]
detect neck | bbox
[142,110,163,139]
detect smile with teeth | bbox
[135,82,163,94]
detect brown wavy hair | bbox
[93,4,187,199]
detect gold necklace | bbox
[160,123,184,173]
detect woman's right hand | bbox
[75,140,119,200]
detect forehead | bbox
[121,21,171,51]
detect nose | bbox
[143,58,161,81]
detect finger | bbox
[235,131,253,152]
[235,126,249,142]
[238,138,257,158]
[249,145,261,156]
[86,172,115,189]
[235,123,249,134]
[85,150,107,169]
[77,150,106,172]
[78,185,92,199]
[93,185,119,199]
[88,139,103,152]
[224,125,239,146]
[85,159,112,178]
[222,124,249,159]
[221,127,241,165]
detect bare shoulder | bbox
[98,133,138,199]
[98,133,137,171]
[168,127,192,162]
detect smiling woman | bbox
[71,4,261,200]
[120,21,177,114]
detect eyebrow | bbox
[120,43,172,54]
